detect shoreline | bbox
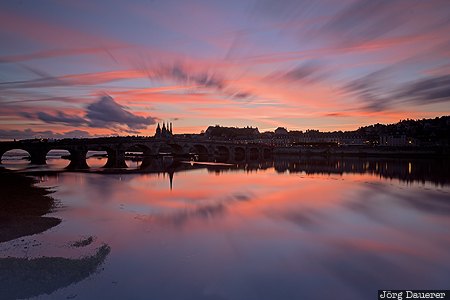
[0,167,61,243]
[272,145,450,157]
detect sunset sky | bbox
[1,0,449,139]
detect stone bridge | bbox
[0,137,273,169]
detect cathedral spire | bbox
[154,123,162,138]
[155,121,173,138]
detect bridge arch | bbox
[215,145,230,161]
[46,149,71,168]
[189,144,210,157]
[157,143,184,155]
[1,149,31,169]
[169,143,184,155]
[84,145,119,168]
[86,150,108,168]
[123,144,152,168]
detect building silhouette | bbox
[154,122,173,139]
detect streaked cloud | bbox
[395,74,450,105]
[150,62,254,100]
[268,61,326,84]
[0,0,449,134]
[0,70,145,90]
[36,111,87,126]
[0,47,124,64]
[345,71,450,111]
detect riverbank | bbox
[0,168,61,243]
[273,145,450,157]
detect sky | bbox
[1,0,450,139]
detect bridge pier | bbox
[0,149,6,162]
[28,148,48,165]
[232,146,245,161]
[67,150,89,169]
[263,148,272,159]
[245,148,253,161]
[104,149,127,168]
[257,149,264,160]
[246,147,265,161]
[228,149,236,162]
[213,147,231,162]
[140,155,155,169]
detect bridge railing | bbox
[1,137,274,148]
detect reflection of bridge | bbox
[0,137,273,169]
[181,156,450,186]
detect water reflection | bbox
[0,155,449,299]
[84,156,450,187]
[3,151,449,187]
[46,156,450,186]
[145,192,255,228]
[271,156,450,186]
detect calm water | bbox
[1,155,450,300]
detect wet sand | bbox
[0,244,111,300]
[0,168,61,243]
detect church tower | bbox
[154,121,174,139]
[162,122,167,136]
[155,123,161,138]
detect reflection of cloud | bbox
[84,174,125,201]
[232,193,251,202]
[276,210,317,228]
[320,240,417,299]
[0,244,111,300]
[149,202,227,228]
[350,181,450,219]
[397,190,450,216]
[265,204,323,230]
[149,192,254,227]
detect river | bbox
[1,154,449,300]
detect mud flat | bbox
[0,167,61,243]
